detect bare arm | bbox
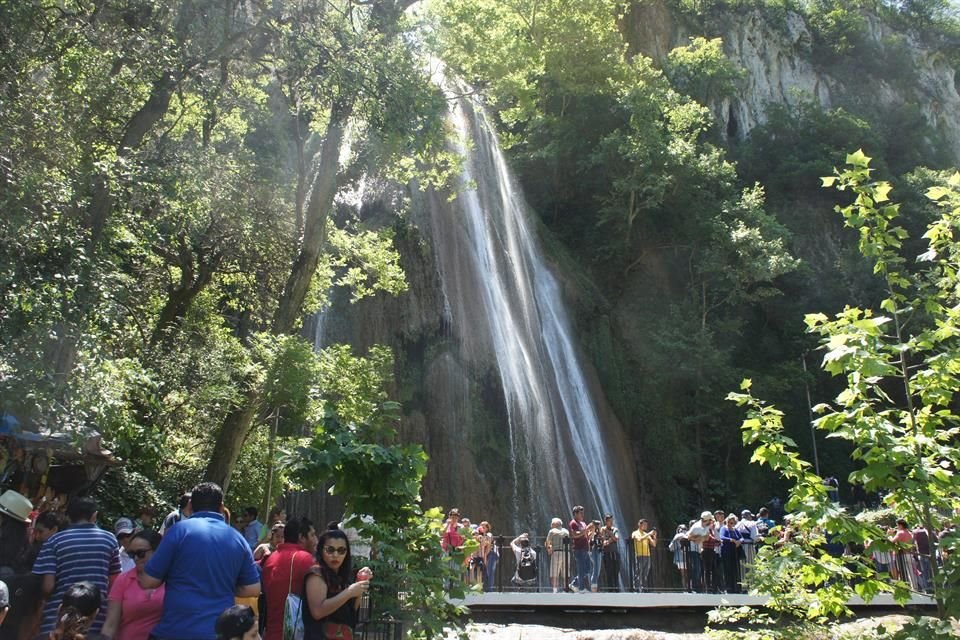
[101,600,122,639]
[41,575,55,597]
[138,572,163,590]
[305,573,368,620]
[235,582,261,598]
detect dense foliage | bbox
[721,152,960,638]
[0,3,467,632]
[0,0,449,502]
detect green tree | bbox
[285,405,472,638]
[724,151,960,637]
[665,37,744,105]
[202,0,450,489]
[0,0,450,499]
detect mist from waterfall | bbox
[423,83,632,547]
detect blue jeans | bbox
[574,549,592,590]
[917,555,933,592]
[689,552,703,592]
[590,548,602,587]
[483,550,499,592]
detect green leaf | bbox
[846,148,871,168]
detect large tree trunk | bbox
[204,99,353,489]
[204,388,263,492]
[273,99,352,334]
[88,73,176,247]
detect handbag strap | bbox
[287,551,298,595]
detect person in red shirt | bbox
[261,516,318,640]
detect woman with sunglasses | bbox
[101,530,165,640]
[303,530,371,640]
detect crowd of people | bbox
[440,501,953,595]
[0,481,947,640]
[0,483,373,640]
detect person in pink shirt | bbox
[888,518,917,587]
[102,529,165,640]
[441,509,464,552]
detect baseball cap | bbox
[114,517,135,537]
[700,511,713,520]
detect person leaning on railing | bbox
[667,525,689,591]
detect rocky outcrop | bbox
[626,1,960,160]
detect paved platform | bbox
[457,591,937,610]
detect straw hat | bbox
[0,490,33,523]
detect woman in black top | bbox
[303,530,371,640]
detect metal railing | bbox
[453,536,940,594]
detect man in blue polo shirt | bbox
[33,496,121,634]
[140,482,260,640]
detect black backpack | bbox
[513,547,537,585]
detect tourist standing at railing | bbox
[912,523,933,593]
[631,519,656,592]
[668,525,688,591]
[756,507,774,539]
[719,514,743,594]
[477,521,499,592]
[686,520,702,592]
[598,515,620,592]
[736,510,758,584]
[588,518,603,591]
[568,506,595,593]
[441,509,464,553]
[889,518,918,590]
[466,525,484,587]
[867,536,892,575]
[688,512,719,593]
[545,518,569,593]
[509,534,538,589]
[712,510,727,589]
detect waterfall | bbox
[423,86,634,555]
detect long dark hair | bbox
[316,529,353,592]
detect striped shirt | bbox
[33,522,121,633]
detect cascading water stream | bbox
[424,81,634,572]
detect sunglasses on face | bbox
[130,549,151,560]
[323,545,348,556]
